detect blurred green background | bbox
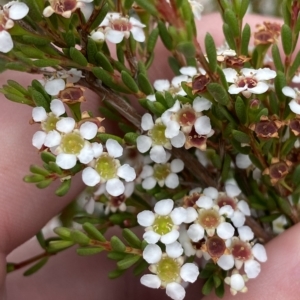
[0,0,283,16]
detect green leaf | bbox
[108,269,125,279]
[255,108,268,122]
[63,30,76,47]
[117,255,141,270]
[281,24,293,55]
[207,83,230,105]
[158,21,173,51]
[241,23,251,56]
[223,23,236,50]
[47,161,63,175]
[134,0,157,15]
[107,251,127,260]
[55,180,71,197]
[124,132,138,145]
[272,44,284,72]
[95,52,114,72]
[168,56,181,75]
[31,90,50,111]
[133,259,148,276]
[259,213,282,223]
[121,71,139,93]
[22,35,50,46]
[54,227,72,239]
[70,230,90,245]
[22,0,43,21]
[213,274,222,288]
[23,258,48,276]
[205,33,217,72]
[176,41,196,58]
[122,229,141,248]
[124,0,135,9]
[76,247,104,256]
[281,136,297,157]
[138,73,154,94]
[293,165,300,186]
[110,236,126,252]
[4,93,33,105]
[249,154,263,169]
[23,174,45,183]
[289,51,300,80]
[87,38,98,64]
[215,281,225,298]
[41,152,56,163]
[239,0,250,18]
[224,9,239,38]
[83,222,106,242]
[36,231,46,249]
[70,47,88,66]
[97,133,123,144]
[147,27,159,53]
[202,276,214,296]
[29,165,50,176]
[235,96,247,124]
[6,80,29,95]
[48,240,74,252]
[232,130,250,144]
[89,3,109,31]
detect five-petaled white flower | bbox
[82,139,136,196]
[224,270,248,295]
[223,68,276,98]
[137,199,187,245]
[282,86,300,114]
[43,0,93,18]
[90,12,145,44]
[0,1,29,53]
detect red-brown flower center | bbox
[231,239,252,261]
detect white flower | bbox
[43,0,93,18]
[223,68,276,98]
[140,158,184,190]
[178,226,203,257]
[44,78,66,96]
[282,86,300,114]
[225,270,248,295]
[137,114,185,163]
[58,68,84,83]
[82,139,136,196]
[141,252,199,300]
[236,153,252,169]
[188,0,204,20]
[0,1,29,53]
[137,199,186,245]
[91,12,145,43]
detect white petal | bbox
[217,254,234,270]
[45,79,65,96]
[244,259,261,278]
[241,68,256,77]
[130,26,145,42]
[165,121,180,139]
[230,274,245,291]
[225,183,241,198]
[161,230,179,244]
[129,17,146,27]
[203,187,218,199]
[172,75,188,87]
[154,79,170,92]
[170,159,184,173]
[150,145,167,163]
[50,99,65,116]
[180,263,199,283]
[137,210,155,227]
[91,31,105,41]
[56,117,75,133]
[44,130,61,147]
[143,244,162,264]
[171,131,185,148]
[252,244,267,262]
[117,164,136,182]
[237,200,251,216]
[105,29,125,43]
[255,68,276,80]
[8,2,29,20]
[166,282,185,300]
[0,31,13,53]
[282,86,296,98]
[217,222,234,239]
[223,68,237,82]
[289,99,300,114]
[32,107,47,122]
[140,165,154,178]
[154,199,174,215]
[166,241,184,258]
[231,211,246,227]
[193,97,212,112]
[137,135,152,153]
[238,225,254,241]
[236,154,252,169]
[106,139,123,158]
[82,167,101,186]
[185,207,198,223]
[196,195,213,209]
[146,94,156,102]
[92,142,103,158]
[140,274,161,289]
[165,173,179,189]
[32,131,46,149]
[194,116,212,135]
[106,178,125,196]
[124,181,134,197]
[219,205,234,218]
[56,153,76,169]
[248,82,269,94]
[143,230,160,244]
[78,144,94,164]
[180,66,197,77]
[187,224,204,242]
[141,113,154,131]
[228,84,246,94]
[142,177,157,190]
[170,207,187,225]
[80,122,98,140]
[84,197,95,214]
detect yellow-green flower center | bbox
[153,164,171,181]
[61,132,84,154]
[150,124,168,145]
[156,257,180,283]
[152,215,173,235]
[95,154,118,180]
[42,115,59,132]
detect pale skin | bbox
[1,13,300,300]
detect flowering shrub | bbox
[2,0,300,299]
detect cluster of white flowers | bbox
[0,1,29,53]
[137,184,267,299]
